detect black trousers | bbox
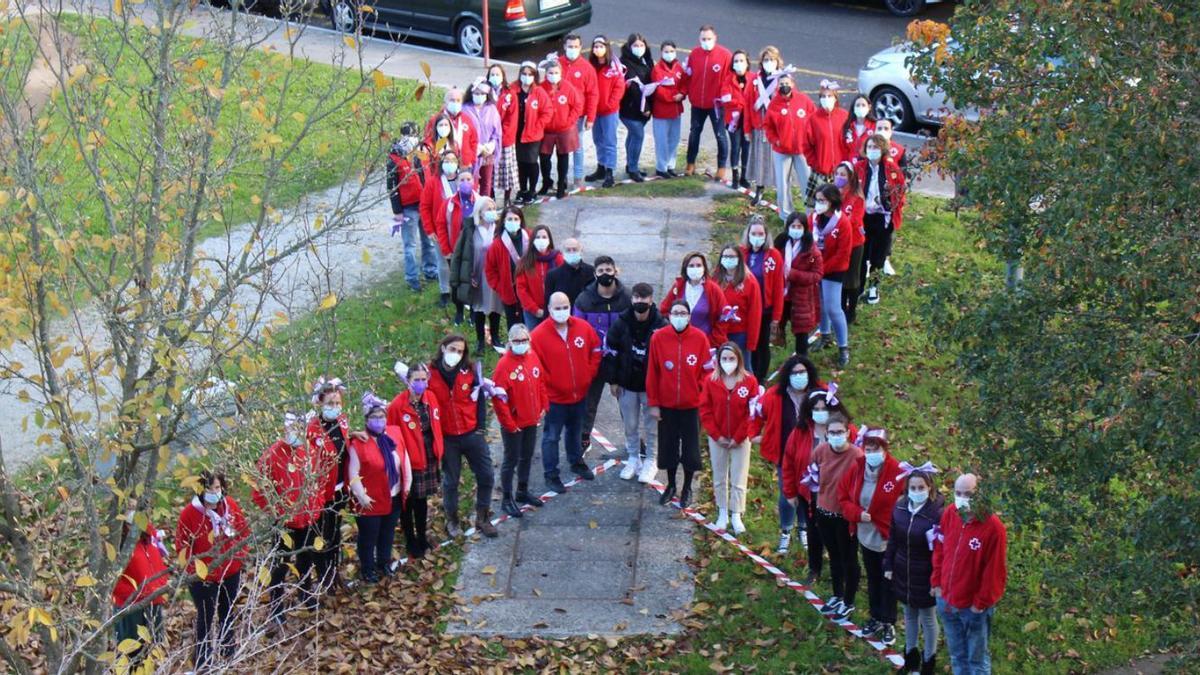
[861,213,892,287]
[442,431,495,514]
[500,424,539,495]
[503,302,523,331]
[473,311,502,346]
[799,496,825,578]
[794,331,809,356]
[189,571,240,670]
[268,524,318,617]
[816,510,861,605]
[581,377,608,450]
[315,491,347,590]
[751,310,774,381]
[657,407,701,473]
[861,545,898,623]
[539,153,569,188]
[400,496,429,555]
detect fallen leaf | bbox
[481,565,497,575]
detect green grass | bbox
[577,175,710,199]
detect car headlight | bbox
[864,56,889,71]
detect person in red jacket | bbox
[559,34,599,189]
[811,411,865,622]
[700,343,759,534]
[175,469,249,671]
[764,73,816,222]
[387,362,443,559]
[487,64,520,205]
[932,473,1008,675]
[253,413,324,622]
[809,80,851,203]
[660,252,727,347]
[514,225,562,327]
[745,45,785,205]
[855,134,907,306]
[712,244,762,363]
[492,323,550,517]
[837,426,905,645]
[112,517,169,665]
[740,215,784,380]
[683,25,733,180]
[423,87,479,168]
[721,50,756,189]
[834,161,867,325]
[538,60,584,200]
[387,125,439,292]
[427,335,498,538]
[872,117,906,277]
[510,62,553,204]
[650,41,686,178]
[781,212,824,356]
[587,35,626,188]
[842,95,876,164]
[419,147,464,307]
[810,184,852,366]
[307,378,356,594]
[347,393,410,583]
[646,300,711,508]
[529,292,601,493]
[484,206,531,331]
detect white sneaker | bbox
[619,458,640,480]
[731,513,746,534]
[799,528,808,548]
[637,461,658,483]
[714,508,729,531]
[866,286,880,304]
[883,258,896,276]
[776,531,791,554]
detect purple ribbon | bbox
[801,462,820,493]
[926,525,943,551]
[703,348,717,372]
[470,361,507,403]
[897,460,939,481]
[361,391,387,413]
[310,376,346,405]
[719,304,743,324]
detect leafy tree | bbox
[911,0,1199,621]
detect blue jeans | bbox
[592,113,619,169]
[686,106,729,167]
[620,116,647,174]
[572,117,588,181]
[727,330,751,366]
[729,126,749,175]
[652,117,682,172]
[617,388,656,461]
[772,151,810,221]
[399,205,439,285]
[542,399,587,481]
[523,311,543,329]
[819,277,849,348]
[777,464,797,532]
[938,598,994,674]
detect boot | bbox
[750,185,763,205]
[516,485,543,508]
[445,511,462,538]
[629,169,645,183]
[898,648,918,674]
[678,472,693,508]
[837,347,851,367]
[731,168,740,188]
[738,173,751,189]
[684,163,696,176]
[501,494,523,519]
[602,167,615,188]
[658,471,676,506]
[475,507,498,538]
[585,165,605,182]
[538,156,554,195]
[919,654,936,675]
[556,161,569,199]
[439,292,450,308]
[714,167,727,183]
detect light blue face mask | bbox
[748,234,766,248]
[908,489,929,505]
[321,405,341,421]
[670,315,689,331]
[563,252,582,266]
[789,372,808,391]
[865,450,885,468]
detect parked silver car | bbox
[857,43,976,132]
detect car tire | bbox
[327,0,359,33]
[456,18,484,57]
[882,0,926,17]
[871,85,916,132]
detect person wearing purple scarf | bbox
[348,393,408,584]
[464,80,503,198]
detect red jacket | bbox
[594,61,626,117]
[387,151,423,207]
[491,350,550,431]
[307,414,350,504]
[497,86,519,147]
[252,439,324,529]
[542,80,585,133]
[722,72,763,130]
[423,110,478,167]
[855,156,908,230]
[387,390,444,471]
[112,528,169,608]
[700,373,760,443]
[741,245,786,322]
[812,210,852,275]
[931,507,1008,610]
[660,277,728,347]
[784,242,823,334]
[718,274,763,350]
[765,93,816,156]
[888,142,907,167]
[842,118,875,163]
[348,429,406,517]
[426,363,480,436]
[781,426,816,501]
[509,84,553,143]
[484,230,529,306]
[559,55,599,123]
[419,174,466,256]
[650,60,686,119]
[529,317,601,404]
[174,497,249,581]
[837,453,906,538]
[515,252,563,314]
[646,324,710,410]
[683,44,733,109]
[809,106,850,176]
[841,192,866,248]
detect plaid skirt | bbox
[805,171,832,207]
[745,128,775,186]
[410,465,441,500]
[495,144,519,192]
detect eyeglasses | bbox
[511,338,530,345]
[954,490,975,497]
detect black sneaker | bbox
[666,168,681,178]
[571,463,595,480]
[837,347,851,367]
[818,596,842,614]
[516,490,544,508]
[834,602,855,622]
[655,170,671,179]
[501,496,523,518]
[555,185,567,200]
[880,623,896,646]
[629,170,645,183]
[537,181,554,196]
[545,476,569,494]
[860,618,882,639]
[585,167,605,182]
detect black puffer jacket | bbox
[883,495,945,609]
[618,42,655,122]
[604,305,666,392]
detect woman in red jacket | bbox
[740,214,785,381]
[538,61,584,200]
[745,45,784,205]
[419,147,463,308]
[646,300,711,508]
[782,212,824,356]
[175,469,249,671]
[484,206,530,331]
[834,161,866,325]
[491,323,550,517]
[712,244,762,364]
[387,363,444,559]
[347,393,410,584]
[809,80,850,197]
[810,184,852,366]
[514,225,562,327]
[700,343,759,534]
[764,73,816,222]
[855,134,907,306]
[722,50,755,190]
[650,41,686,178]
[660,252,727,347]
[113,518,169,665]
[509,62,553,204]
[588,35,626,188]
[842,95,875,164]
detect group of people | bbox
[108,24,1005,675]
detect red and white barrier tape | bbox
[588,428,906,668]
[703,170,783,214]
[522,174,664,206]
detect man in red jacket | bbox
[529,291,601,493]
[492,324,550,517]
[559,34,599,189]
[423,87,479,168]
[932,473,1008,675]
[683,25,733,180]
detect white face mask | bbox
[686,266,704,281]
[866,147,883,162]
[547,72,562,84]
[520,73,534,86]
[443,350,463,368]
[564,46,581,60]
[719,359,738,375]
[878,128,893,140]
[813,201,830,215]
[550,307,571,324]
[788,227,805,240]
[699,37,715,51]
[819,96,836,111]
[203,490,222,505]
[534,237,550,252]
[631,44,645,58]
[954,495,972,511]
[510,342,530,356]
[662,51,677,63]
[761,60,777,74]
[436,124,451,138]
[732,61,748,75]
[854,104,869,119]
[669,315,689,331]
[472,93,487,106]
[286,431,303,447]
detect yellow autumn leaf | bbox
[342,35,356,50]
[361,249,371,264]
[0,191,9,206]
[75,574,97,587]
[113,0,122,12]
[318,293,338,310]
[371,69,389,90]
[312,536,325,551]
[291,111,306,124]
[194,558,209,581]
[420,60,431,79]
[116,638,141,654]
[28,607,53,626]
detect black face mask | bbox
[597,273,616,287]
[779,84,792,95]
[632,301,651,314]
